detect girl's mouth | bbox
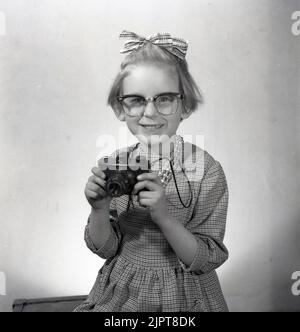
[140,124,164,129]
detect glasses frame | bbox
[116,92,184,117]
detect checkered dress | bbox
[74,142,229,312]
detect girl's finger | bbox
[88,174,99,183]
[138,172,163,187]
[133,180,159,194]
[138,198,153,207]
[137,172,159,181]
[92,175,106,188]
[86,182,106,194]
[85,189,99,199]
[91,167,106,179]
[138,191,158,199]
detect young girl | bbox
[74,31,229,312]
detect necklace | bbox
[137,135,184,188]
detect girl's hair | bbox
[107,42,204,117]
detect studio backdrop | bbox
[0,0,299,312]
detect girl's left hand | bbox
[132,172,170,226]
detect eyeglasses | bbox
[117,92,184,117]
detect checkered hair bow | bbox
[119,30,188,60]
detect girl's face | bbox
[119,64,191,146]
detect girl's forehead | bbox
[122,64,179,94]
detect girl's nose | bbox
[143,100,158,118]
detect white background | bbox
[0,0,299,312]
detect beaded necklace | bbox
[137,135,184,188]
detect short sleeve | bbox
[84,198,122,259]
[178,160,229,274]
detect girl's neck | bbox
[138,134,178,157]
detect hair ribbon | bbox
[119,30,188,60]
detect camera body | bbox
[98,153,150,197]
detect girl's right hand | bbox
[85,166,111,210]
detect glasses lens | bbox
[122,96,145,116]
[155,94,178,115]
[119,94,181,116]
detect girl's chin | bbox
[135,132,175,147]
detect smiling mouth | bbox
[140,124,164,129]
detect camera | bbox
[98,153,150,197]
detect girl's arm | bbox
[133,149,229,274]
[88,203,113,249]
[159,159,229,274]
[84,199,122,259]
[158,215,198,267]
[84,148,124,259]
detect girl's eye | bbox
[157,95,174,103]
[125,97,144,106]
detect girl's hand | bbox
[132,172,170,226]
[85,164,112,210]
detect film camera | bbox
[98,153,150,197]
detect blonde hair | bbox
[107,42,203,117]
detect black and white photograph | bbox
[0,0,299,314]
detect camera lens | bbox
[106,179,127,197]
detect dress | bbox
[74,141,229,312]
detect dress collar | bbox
[134,134,184,172]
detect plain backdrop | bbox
[0,0,299,312]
